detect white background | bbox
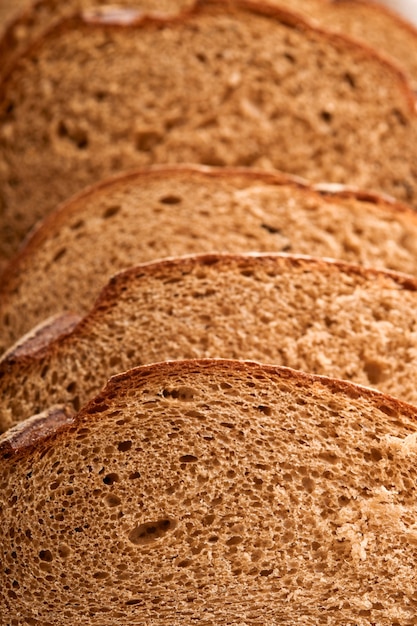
[379,0,417,26]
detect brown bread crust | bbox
[1,1,417,266]
[2,358,417,623]
[2,165,417,355]
[3,252,417,432]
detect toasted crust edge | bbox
[1,163,416,299]
[0,358,415,461]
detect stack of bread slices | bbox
[2,1,417,623]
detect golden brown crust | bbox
[3,250,417,435]
[0,0,415,109]
[1,163,416,301]
[101,251,417,298]
[2,358,415,462]
[1,312,81,361]
[0,404,74,459]
[2,251,417,370]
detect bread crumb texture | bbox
[1,1,417,264]
[2,166,417,353]
[3,253,417,432]
[1,360,417,624]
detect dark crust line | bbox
[1,312,81,361]
[0,0,415,108]
[1,358,416,462]
[1,163,416,298]
[2,0,417,76]
[2,251,417,369]
[0,405,74,455]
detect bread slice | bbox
[3,252,417,432]
[290,0,417,90]
[0,0,193,81]
[2,357,417,624]
[2,0,417,90]
[1,1,417,265]
[2,165,417,355]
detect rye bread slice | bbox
[0,0,193,82]
[290,0,417,90]
[3,252,417,432]
[2,0,417,89]
[1,0,417,264]
[2,358,417,624]
[2,165,417,355]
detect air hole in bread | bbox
[226,536,242,546]
[72,396,80,412]
[39,550,53,562]
[363,360,386,385]
[52,248,67,263]
[284,52,295,64]
[320,110,333,123]
[392,108,407,126]
[103,473,119,485]
[129,471,141,480]
[343,71,356,89]
[128,519,176,546]
[135,130,162,152]
[162,386,197,401]
[109,355,123,368]
[179,455,198,463]
[369,448,383,462]
[86,402,109,415]
[202,514,215,526]
[104,494,121,508]
[57,120,89,149]
[125,599,143,606]
[102,205,121,220]
[195,52,207,63]
[159,194,182,205]
[318,452,339,464]
[257,405,271,416]
[69,219,84,231]
[93,571,109,580]
[260,567,274,577]
[117,440,132,452]
[66,381,76,393]
[302,477,315,493]
[261,223,280,235]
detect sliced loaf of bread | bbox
[1,1,417,264]
[3,252,417,432]
[2,358,417,624]
[2,165,417,355]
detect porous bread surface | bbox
[2,0,417,91]
[0,0,29,28]
[0,0,193,81]
[289,0,417,91]
[3,253,417,432]
[1,1,417,264]
[2,359,417,624]
[2,165,417,355]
